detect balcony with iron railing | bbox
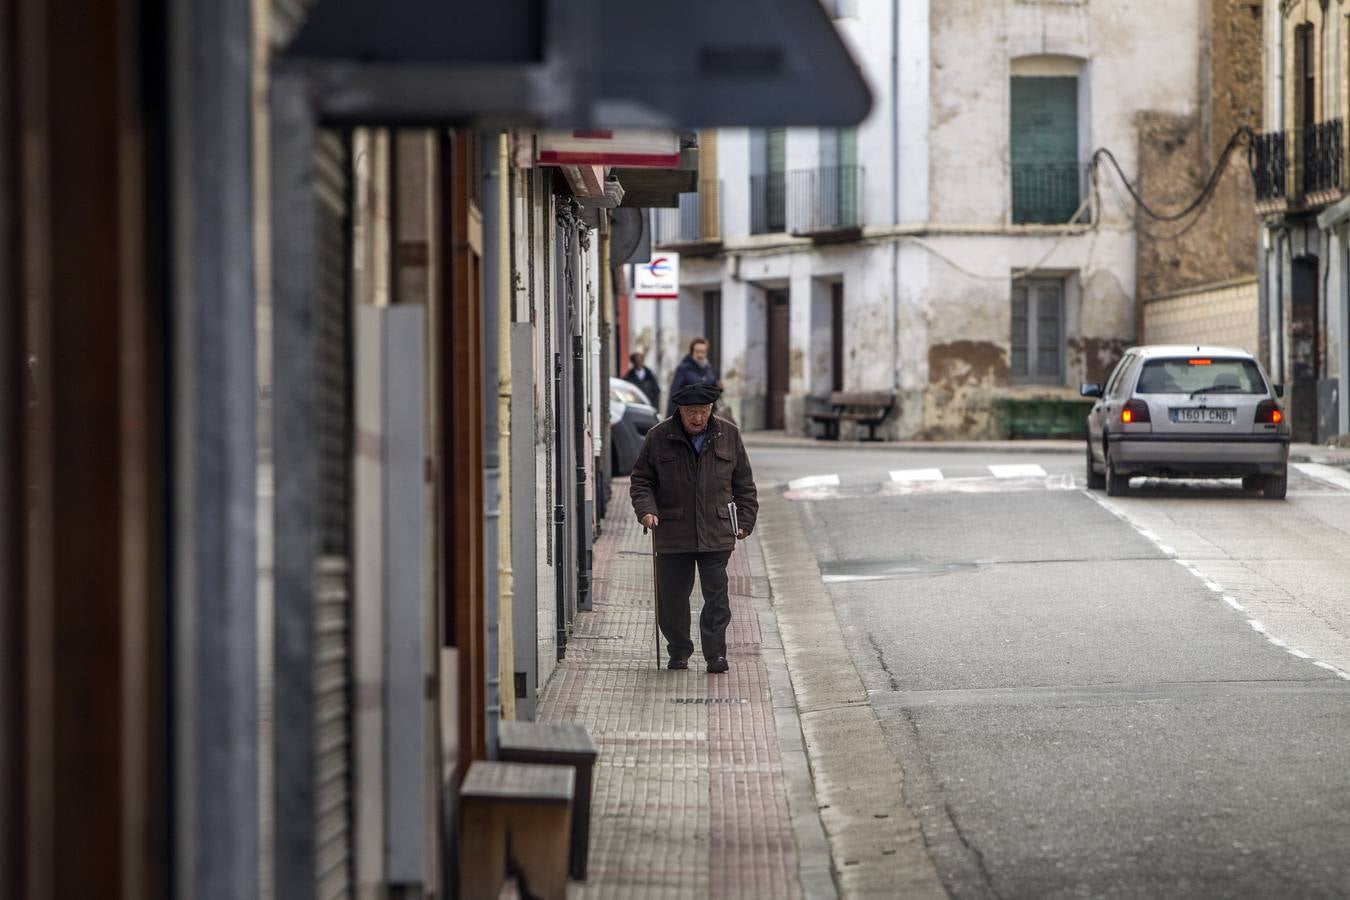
[787,165,864,235]
[1251,120,1344,209]
[750,173,787,235]
[1301,119,1343,197]
[750,166,865,236]
[1011,163,1092,225]
[1251,130,1288,203]
[651,180,722,247]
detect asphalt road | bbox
[754,442,1350,899]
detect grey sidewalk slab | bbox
[535,483,833,899]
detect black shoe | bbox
[706,657,729,674]
[667,656,689,670]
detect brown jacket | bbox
[629,415,758,554]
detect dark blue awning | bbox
[281,0,871,128]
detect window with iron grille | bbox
[1011,279,1065,383]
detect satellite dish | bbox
[610,208,650,266]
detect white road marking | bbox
[889,468,944,482]
[1292,462,1350,492]
[1084,487,1350,683]
[989,464,1047,478]
[787,473,840,490]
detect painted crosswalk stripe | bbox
[1292,462,1350,492]
[988,464,1047,479]
[889,468,944,483]
[787,473,841,490]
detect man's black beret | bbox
[671,383,721,407]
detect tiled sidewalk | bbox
[537,488,814,899]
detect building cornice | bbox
[702,222,1131,259]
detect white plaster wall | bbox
[929,0,1200,227]
[834,3,892,226]
[719,129,752,240]
[898,0,931,224]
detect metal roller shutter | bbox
[313,127,354,900]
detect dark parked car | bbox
[610,377,658,476]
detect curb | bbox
[745,534,839,900]
[756,491,949,900]
[744,435,1081,454]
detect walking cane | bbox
[645,525,660,669]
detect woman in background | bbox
[666,337,721,419]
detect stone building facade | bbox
[633,0,1215,439]
[1250,0,1350,442]
[1136,0,1263,356]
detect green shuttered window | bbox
[1010,76,1081,224]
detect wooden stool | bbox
[460,761,574,900]
[497,721,598,880]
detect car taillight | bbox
[1121,399,1151,424]
[1255,399,1284,425]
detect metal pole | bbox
[649,529,660,669]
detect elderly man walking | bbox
[630,383,758,673]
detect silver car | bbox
[1081,345,1291,499]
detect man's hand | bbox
[736,529,746,540]
[642,513,659,529]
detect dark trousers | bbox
[655,550,733,662]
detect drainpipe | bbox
[891,0,902,397]
[573,225,591,611]
[1276,230,1286,382]
[481,131,502,756]
[1274,10,1284,144]
[495,134,515,722]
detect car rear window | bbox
[1135,357,1267,395]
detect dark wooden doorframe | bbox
[766,289,790,430]
[11,0,169,894]
[440,130,487,774]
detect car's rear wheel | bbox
[1086,439,1105,490]
[1262,465,1288,500]
[1242,475,1262,492]
[1105,448,1128,497]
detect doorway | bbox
[766,289,790,429]
[830,282,845,392]
[1291,255,1319,443]
[703,289,722,373]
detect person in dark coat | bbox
[622,351,661,409]
[665,337,721,419]
[630,382,758,673]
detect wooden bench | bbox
[460,761,574,900]
[497,721,599,880]
[808,391,897,441]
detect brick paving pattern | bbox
[538,487,803,899]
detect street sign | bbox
[634,253,679,299]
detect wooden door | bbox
[766,290,790,430]
[830,283,845,392]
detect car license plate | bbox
[1170,407,1233,424]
